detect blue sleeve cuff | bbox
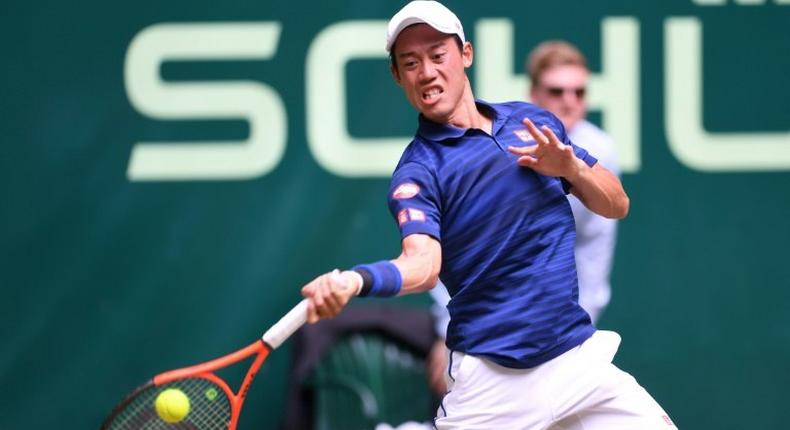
[400,222,441,242]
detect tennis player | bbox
[301,1,676,428]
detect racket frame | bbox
[101,299,308,430]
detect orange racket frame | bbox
[101,299,308,430]
[152,340,270,429]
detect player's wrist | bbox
[563,156,587,185]
[352,261,402,297]
[340,270,364,296]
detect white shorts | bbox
[435,331,677,430]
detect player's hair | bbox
[390,34,464,71]
[526,41,588,86]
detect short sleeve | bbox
[388,162,442,241]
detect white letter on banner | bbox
[665,18,790,171]
[691,0,726,5]
[474,18,641,173]
[124,23,287,181]
[473,19,528,102]
[306,21,409,177]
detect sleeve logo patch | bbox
[407,208,426,222]
[392,183,421,199]
[397,209,409,226]
[397,208,426,226]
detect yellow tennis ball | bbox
[155,388,190,423]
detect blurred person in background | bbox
[528,40,620,325]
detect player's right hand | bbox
[301,269,359,323]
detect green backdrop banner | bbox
[1,0,788,428]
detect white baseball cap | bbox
[385,1,466,53]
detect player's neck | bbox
[446,81,492,135]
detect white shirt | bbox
[566,120,619,323]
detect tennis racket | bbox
[100,299,309,430]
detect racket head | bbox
[101,376,233,430]
[101,298,306,430]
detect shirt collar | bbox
[416,99,509,142]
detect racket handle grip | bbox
[262,299,309,349]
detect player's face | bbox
[530,64,588,131]
[390,24,472,123]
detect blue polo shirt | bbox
[388,100,597,369]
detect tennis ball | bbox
[155,388,190,423]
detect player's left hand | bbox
[301,269,359,323]
[508,118,585,179]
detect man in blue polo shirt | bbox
[301,1,676,428]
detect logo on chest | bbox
[513,129,534,143]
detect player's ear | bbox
[462,41,473,68]
[390,63,402,85]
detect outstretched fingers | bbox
[507,145,538,156]
[539,124,563,147]
[511,118,576,175]
[522,118,549,145]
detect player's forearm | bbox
[342,234,441,298]
[391,252,440,295]
[391,235,442,294]
[566,162,629,219]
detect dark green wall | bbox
[1,1,788,429]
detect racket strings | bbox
[106,378,232,429]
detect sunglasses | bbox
[543,86,586,99]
